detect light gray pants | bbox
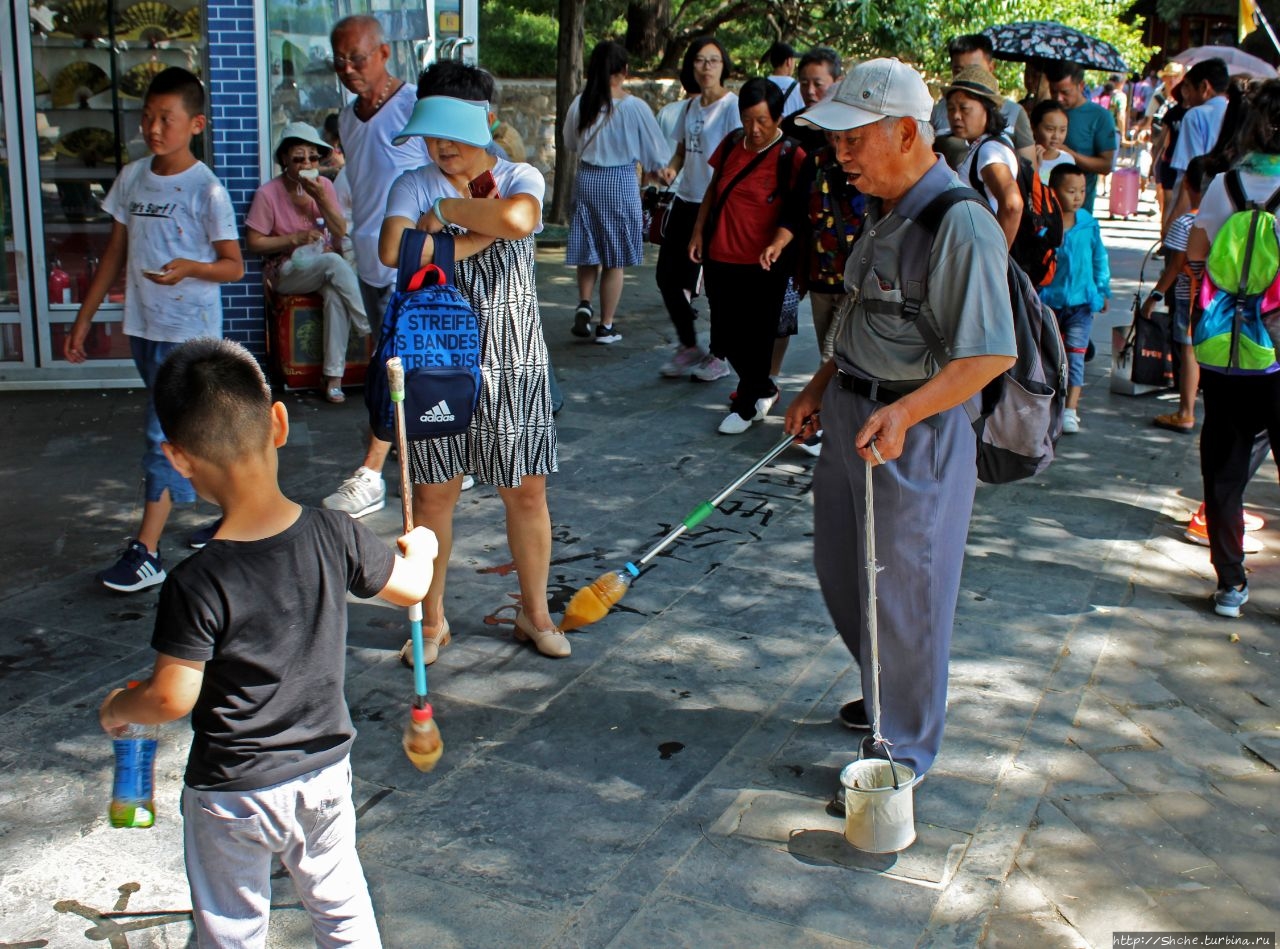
[812,377,977,776]
[181,758,381,948]
[276,252,369,379]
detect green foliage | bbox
[479,0,1156,88]
[479,0,627,78]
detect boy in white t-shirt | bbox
[65,67,242,593]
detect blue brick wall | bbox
[206,0,266,356]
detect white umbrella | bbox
[1172,45,1277,78]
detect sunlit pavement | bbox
[1,187,1276,947]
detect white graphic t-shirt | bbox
[102,158,238,343]
[675,93,741,204]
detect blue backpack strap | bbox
[397,228,429,292]
[431,232,457,286]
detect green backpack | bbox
[1193,170,1280,374]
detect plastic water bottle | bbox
[109,682,158,828]
[403,703,444,772]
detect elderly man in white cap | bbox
[783,58,1017,785]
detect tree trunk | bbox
[625,0,670,63]
[551,0,586,225]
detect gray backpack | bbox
[900,187,1067,484]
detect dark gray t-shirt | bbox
[153,507,396,792]
[834,157,1017,384]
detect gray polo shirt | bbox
[834,157,1017,385]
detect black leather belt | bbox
[836,371,904,404]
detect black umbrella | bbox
[982,21,1128,73]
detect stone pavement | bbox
[0,191,1277,948]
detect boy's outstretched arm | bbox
[379,526,438,607]
[99,653,205,736]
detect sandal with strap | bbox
[325,386,346,404]
[514,608,571,658]
[1152,412,1194,433]
[399,618,451,668]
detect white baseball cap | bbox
[798,57,934,131]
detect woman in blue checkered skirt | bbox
[564,41,673,344]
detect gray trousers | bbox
[181,757,381,948]
[276,253,369,379]
[813,377,977,776]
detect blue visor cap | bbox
[393,95,492,147]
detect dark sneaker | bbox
[186,518,223,549]
[98,540,166,593]
[839,699,871,732]
[1214,584,1249,618]
[595,323,623,344]
[572,301,593,337]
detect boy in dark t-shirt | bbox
[98,337,436,947]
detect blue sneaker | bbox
[187,518,222,549]
[98,540,166,593]
[1213,584,1249,618]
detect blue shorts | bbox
[1056,303,1094,389]
[1171,295,1191,346]
[129,336,196,504]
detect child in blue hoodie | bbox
[1042,163,1111,433]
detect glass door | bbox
[17,0,207,371]
[0,2,35,369]
[264,0,434,166]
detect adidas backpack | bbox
[967,135,1064,287]
[901,187,1068,483]
[365,229,482,442]
[1193,169,1280,375]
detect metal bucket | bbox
[840,759,917,853]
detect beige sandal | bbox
[399,617,451,668]
[514,609,571,658]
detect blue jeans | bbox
[129,336,196,504]
[1056,303,1094,389]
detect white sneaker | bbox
[660,345,706,378]
[1061,408,1080,434]
[323,467,386,518]
[692,355,731,383]
[755,388,780,419]
[461,474,475,491]
[718,412,753,435]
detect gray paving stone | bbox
[1206,772,1280,835]
[1065,687,1159,754]
[1141,790,1280,910]
[980,910,1088,949]
[1017,801,1183,946]
[606,893,871,949]
[1092,748,1216,794]
[1124,705,1269,776]
[659,831,940,944]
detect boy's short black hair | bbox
[1185,58,1230,94]
[1048,162,1086,190]
[764,41,797,69]
[145,66,205,117]
[155,339,273,467]
[949,33,994,60]
[417,60,494,102]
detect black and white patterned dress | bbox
[408,232,558,488]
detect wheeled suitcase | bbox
[1109,168,1140,218]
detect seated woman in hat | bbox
[245,122,368,402]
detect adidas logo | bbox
[420,400,456,423]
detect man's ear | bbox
[898,116,920,151]
[162,441,194,478]
[271,401,290,448]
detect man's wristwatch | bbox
[1148,290,1165,303]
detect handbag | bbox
[1126,305,1176,388]
[643,186,675,245]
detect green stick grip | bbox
[683,501,716,529]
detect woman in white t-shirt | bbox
[563,41,672,344]
[380,82,566,661]
[654,37,742,380]
[945,65,1024,248]
[1185,78,1280,618]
